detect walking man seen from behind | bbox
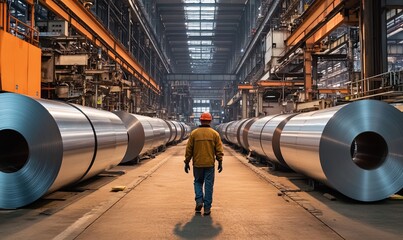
[184,112,224,215]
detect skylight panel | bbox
[200,32,214,36]
[184,6,200,11]
[186,14,200,20]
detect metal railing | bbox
[9,14,39,46]
[347,71,403,100]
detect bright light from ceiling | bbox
[183,0,217,71]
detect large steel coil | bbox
[280,100,403,201]
[248,115,279,156]
[223,121,235,142]
[260,113,298,168]
[115,112,177,163]
[147,117,171,148]
[226,119,248,147]
[181,123,192,139]
[0,93,94,208]
[68,104,128,181]
[215,122,228,141]
[113,112,145,163]
[171,121,184,142]
[164,120,177,143]
[238,118,258,151]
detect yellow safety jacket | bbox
[185,125,224,167]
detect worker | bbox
[184,112,224,215]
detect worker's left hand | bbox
[217,161,223,173]
[184,163,190,173]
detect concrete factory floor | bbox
[0,141,402,240]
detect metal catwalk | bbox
[0,142,401,239]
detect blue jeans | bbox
[193,167,215,210]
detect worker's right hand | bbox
[217,161,223,173]
[184,163,190,173]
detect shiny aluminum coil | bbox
[113,112,145,163]
[226,119,248,147]
[132,115,157,155]
[181,122,192,139]
[115,112,174,162]
[248,115,278,156]
[260,113,298,168]
[172,121,184,142]
[223,121,235,142]
[137,115,172,153]
[149,117,171,147]
[67,104,128,181]
[216,122,229,142]
[0,93,95,209]
[280,100,403,201]
[238,118,258,151]
[164,120,177,143]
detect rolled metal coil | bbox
[248,115,279,156]
[260,113,298,168]
[0,93,93,208]
[68,104,128,181]
[216,122,230,142]
[171,121,184,142]
[115,112,176,162]
[181,122,192,139]
[164,120,177,144]
[280,100,403,201]
[113,112,145,163]
[238,118,258,151]
[223,121,235,143]
[148,117,171,148]
[226,119,249,147]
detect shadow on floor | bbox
[173,213,222,239]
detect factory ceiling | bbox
[156,0,246,75]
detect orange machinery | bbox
[0,0,41,97]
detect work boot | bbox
[203,208,211,215]
[195,202,203,213]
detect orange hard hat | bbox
[200,112,212,121]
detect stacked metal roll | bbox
[0,93,128,209]
[226,119,248,147]
[113,112,146,164]
[181,123,192,139]
[114,112,182,163]
[164,120,177,143]
[260,114,297,168]
[171,121,184,142]
[218,100,403,201]
[68,104,128,181]
[248,115,279,155]
[238,118,258,150]
[280,100,403,201]
[217,121,232,142]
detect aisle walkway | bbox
[2,141,401,239]
[72,143,341,240]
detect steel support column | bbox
[312,54,318,99]
[256,90,263,117]
[360,0,387,86]
[242,89,248,119]
[347,27,356,83]
[304,46,313,101]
